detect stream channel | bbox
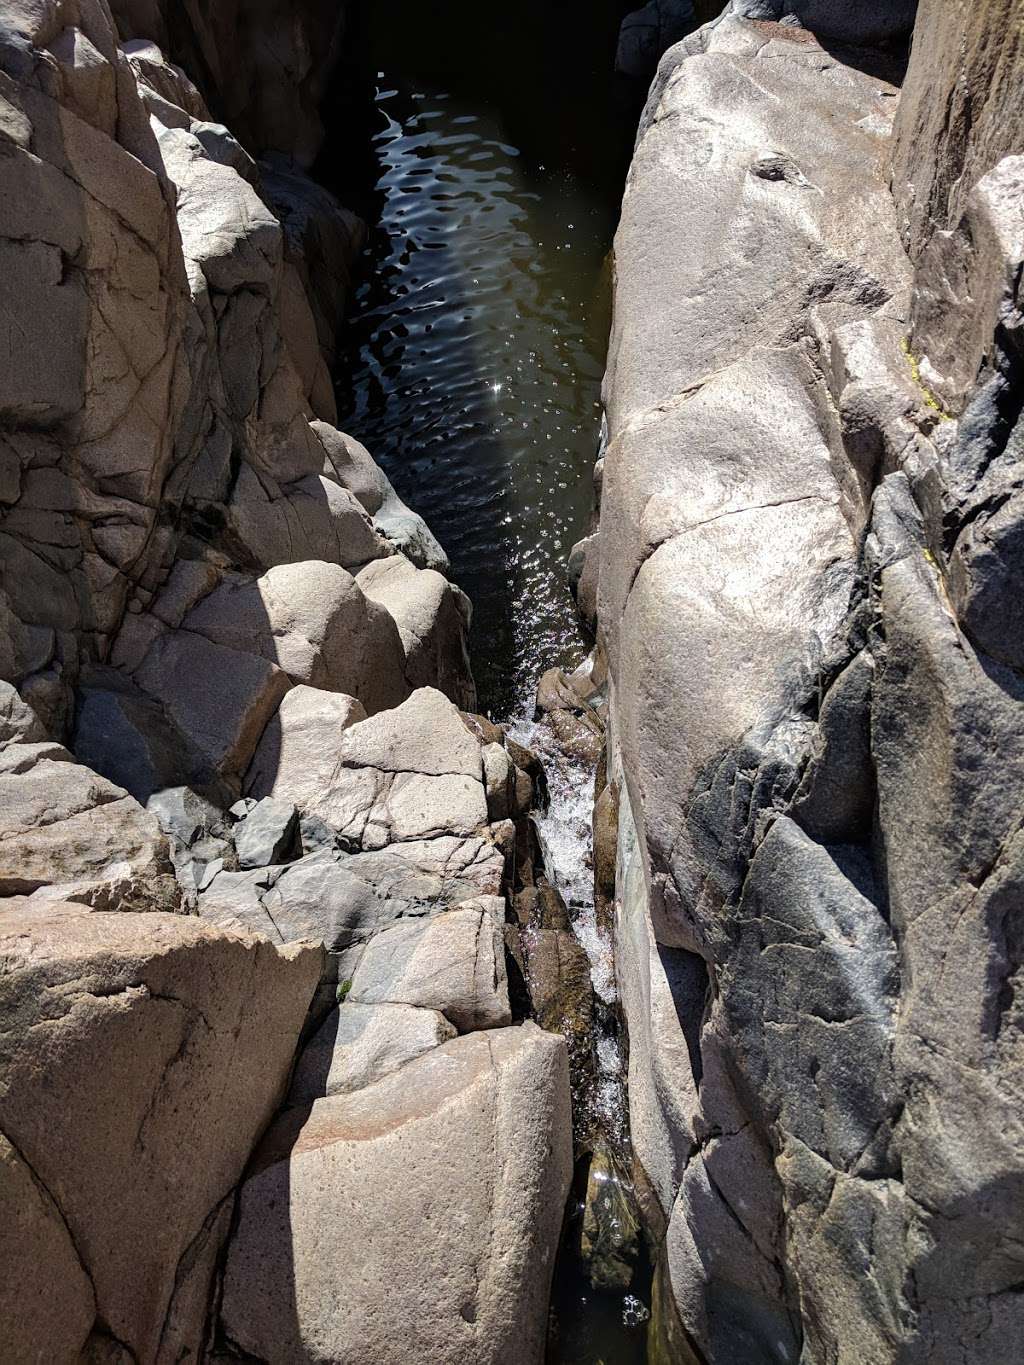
[319,4,650,1359]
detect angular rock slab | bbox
[220,1025,573,1365]
[0,903,322,1363]
[288,1001,457,1104]
[349,901,511,1032]
[245,684,367,806]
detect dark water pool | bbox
[321,1,637,721]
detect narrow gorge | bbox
[0,2,1022,1363]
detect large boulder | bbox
[181,561,410,712]
[219,1025,573,1364]
[288,1002,457,1104]
[0,902,321,1362]
[245,684,367,805]
[357,554,476,710]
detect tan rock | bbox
[182,561,409,713]
[0,752,179,911]
[220,1025,572,1365]
[288,1002,456,1105]
[0,902,322,1362]
[357,554,475,708]
[245,685,367,805]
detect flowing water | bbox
[319,5,648,1358]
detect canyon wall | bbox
[0,1,571,1359]
[580,1,1024,1360]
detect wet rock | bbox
[581,1139,642,1293]
[348,902,511,1032]
[592,780,619,937]
[522,924,596,1141]
[219,1025,572,1365]
[0,901,321,1362]
[233,796,300,869]
[535,667,605,765]
[288,1002,457,1105]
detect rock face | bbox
[588,5,1024,1363]
[0,902,321,1362]
[0,0,472,752]
[0,3,568,1362]
[220,1025,573,1365]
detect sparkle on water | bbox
[332,69,615,722]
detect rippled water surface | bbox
[327,4,631,719]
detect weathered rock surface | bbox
[0,4,570,1364]
[0,902,321,1362]
[288,1002,457,1104]
[348,902,512,1032]
[219,1025,572,1365]
[595,5,1024,1362]
[0,744,179,911]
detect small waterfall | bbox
[509,664,651,1363]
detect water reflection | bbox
[331,41,623,719]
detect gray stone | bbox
[245,684,368,807]
[313,422,450,572]
[233,797,299,869]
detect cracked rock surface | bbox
[581,6,1024,1363]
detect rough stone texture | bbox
[288,1002,457,1104]
[233,796,299,868]
[0,747,179,911]
[0,902,321,1362]
[0,0,470,758]
[109,0,349,166]
[357,553,476,709]
[181,561,410,711]
[245,684,367,805]
[348,902,512,1032]
[595,6,1024,1363]
[220,1025,572,1365]
[728,0,916,43]
[892,0,1024,266]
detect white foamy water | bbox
[507,701,616,1007]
